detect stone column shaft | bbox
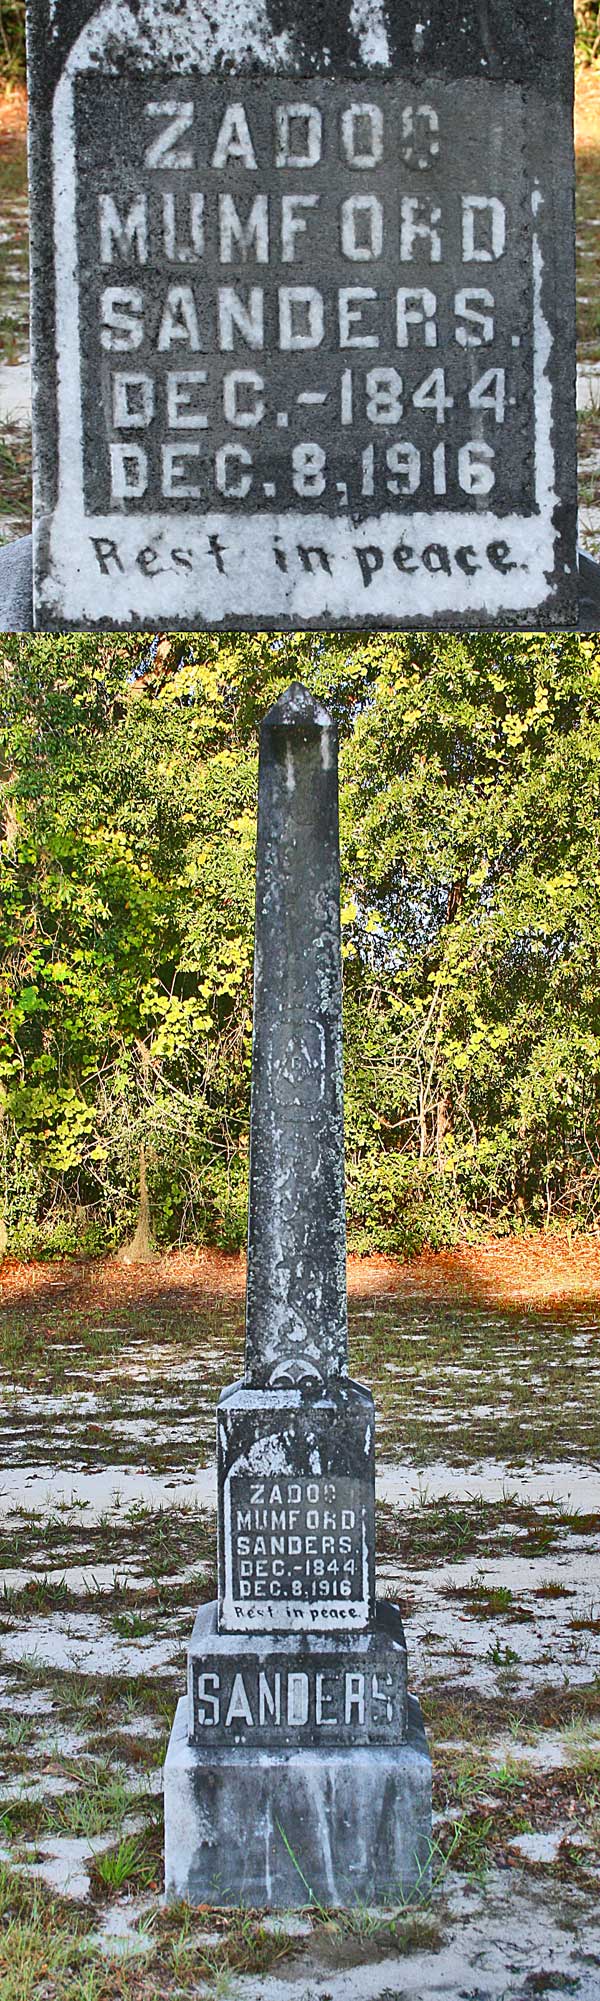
[244,682,347,1390]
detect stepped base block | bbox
[164,1693,432,1908]
[187,1599,408,1749]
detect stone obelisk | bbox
[164,686,431,1907]
[245,682,347,1391]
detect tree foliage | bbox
[0,1,25,85]
[575,0,600,65]
[1,631,600,1256]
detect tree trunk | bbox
[433,879,464,1168]
[118,1145,157,1263]
[436,1090,452,1171]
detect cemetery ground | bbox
[2,76,600,561]
[0,1239,598,1999]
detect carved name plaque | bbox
[28,0,576,628]
[223,1475,369,1627]
[217,1377,376,1636]
[187,1603,408,1748]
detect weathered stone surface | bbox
[245,685,346,1390]
[164,1690,431,1907]
[163,679,432,1906]
[187,1600,408,1749]
[4,537,600,635]
[0,535,34,633]
[28,0,576,628]
[217,1379,375,1633]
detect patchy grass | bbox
[92,1833,158,1894]
[434,1750,600,1881]
[0,1861,305,1997]
[426,1682,600,1744]
[575,72,600,362]
[0,1241,598,1990]
[0,423,31,533]
[0,1867,96,2001]
[378,1492,598,1567]
[1,1241,599,1478]
[0,1503,217,1581]
[446,1583,534,1622]
[41,1764,139,1841]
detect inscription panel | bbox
[223,1475,370,1630]
[190,1651,405,1748]
[78,80,531,526]
[29,3,577,626]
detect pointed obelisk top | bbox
[262,683,334,731]
[244,681,347,1389]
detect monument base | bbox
[186,1598,409,1749]
[164,1693,432,1909]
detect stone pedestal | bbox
[165,1690,431,1909]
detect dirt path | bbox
[4,1229,600,1319]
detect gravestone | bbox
[163,683,432,1907]
[28,0,576,630]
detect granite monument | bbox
[163,682,432,1907]
[27,0,576,628]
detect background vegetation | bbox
[0,1,25,87]
[1,632,600,1259]
[576,0,600,65]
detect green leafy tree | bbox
[1,631,599,1256]
[0,0,25,84]
[339,633,600,1248]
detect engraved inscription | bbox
[36,14,577,624]
[190,1655,404,1746]
[224,1475,369,1626]
[75,78,531,526]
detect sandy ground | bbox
[0,1238,598,1996]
